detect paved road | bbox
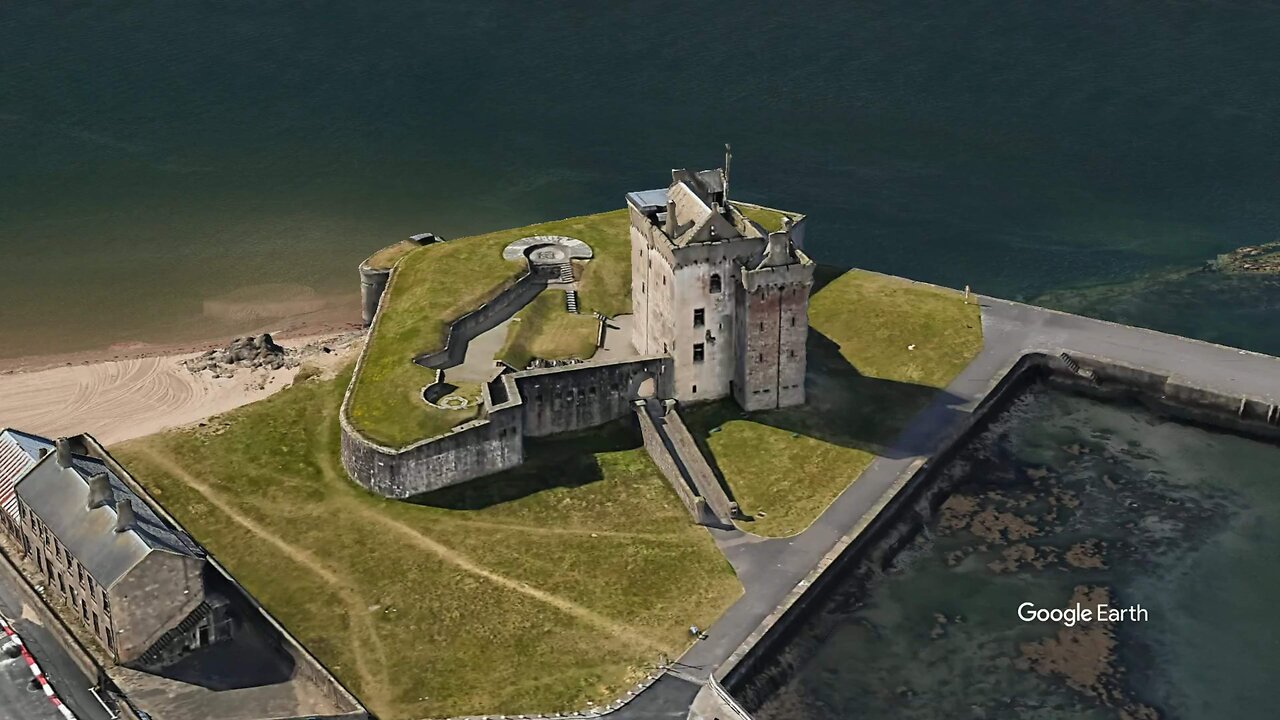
[0,641,61,720]
[618,292,1280,719]
[0,558,112,720]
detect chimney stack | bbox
[665,200,677,236]
[55,438,73,469]
[86,473,112,511]
[113,499,136,534]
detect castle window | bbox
[693,343,705,363]
[789,349,796,358]
[791,316,796,327]
[693,308,705,328]
[692,384,698,394]
[758,353,763,363]
[709,274,722,294]
[759,322,764,332]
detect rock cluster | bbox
[184,334,298,377]
[1210,240,1280,274]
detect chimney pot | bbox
[55,438,73,468]
[86,473,112,511]
[113,499,136,534]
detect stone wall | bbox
[515,356,673,437]
[358,265,390,328]
[341,356,674,498]
[340,410,525,499]
[414,271,545,370]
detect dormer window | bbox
[709,274,722,294]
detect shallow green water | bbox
[5,2,1280,356]
[745,386,1280,719]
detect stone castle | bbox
[341,165,814,524]
[628,168,814,410]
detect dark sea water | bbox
[746,385,1280,720]
[4,1,1280,357]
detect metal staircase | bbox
[565,290,580,314]
[136,600,212,667]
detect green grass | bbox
[347,210,631,448]
[733,203,793,233]
[497,291,600,369]
[363,240,419,270]
[112,369,739,720]
[685,269,983,536]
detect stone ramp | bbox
[635,400,734,529]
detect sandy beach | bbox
[0,332,362,446]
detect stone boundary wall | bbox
[86,438,369,719]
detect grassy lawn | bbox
[112,368,739,720]
[685,269,983,537]
[497,290,600,369]
[363,239,419,270]
[348,210,631,448]
[733,203,793,233]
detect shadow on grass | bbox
[407,418,643,510]
[685,327,970,496]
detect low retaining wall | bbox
[415,272,547,370]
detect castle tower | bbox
[625,168,814,410]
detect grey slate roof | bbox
[625,188,669,210]
[16,445,202,589]
[1,429,55,459]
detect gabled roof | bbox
[15,435,201,588]
[0,429,52,524]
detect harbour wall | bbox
[713,351,1280,716]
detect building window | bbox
[789,349,796,358]
[791,316,796,327]
[662,275,666,286]
[692,384,698,394]
[709,274,722,294]
[693,308,705,328]
[693,344,705,363]
[758,353,763,363]
[102,595,110,616]
[759,322,764,332]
